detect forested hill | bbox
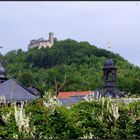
[1,39,140,95]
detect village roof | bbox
[27,86,40,96]
[0,79,39,103]
[59,96,85,106]
[58,91,94,99]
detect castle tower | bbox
[48,32,54,44]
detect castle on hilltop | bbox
[28,32,57,49]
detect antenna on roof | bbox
[106,41,112,51]
[106,41,112,58]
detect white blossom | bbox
[14,102,30,133]
[2,111,11,123]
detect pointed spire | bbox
[0,62,6,77]
[103,41,115,68]
[0,46,6,78]
[108,51,112,58]
[0,62,7,83]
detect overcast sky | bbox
[0,2,140,66]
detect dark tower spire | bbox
[103,51,116,88]
[103,42,117,88]
[0,46,7,83]
[0,62,7,83]
[100,45,124,98]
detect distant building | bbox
[28,32,57,49]
[57,51,125,106]
[58,91,94,99]
[57,91,95,106]
[0,63,39,103]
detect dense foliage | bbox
[1,39,140,95]
[0,95,140,139]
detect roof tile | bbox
[58,91,94,99]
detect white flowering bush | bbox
[14,102,30,133]
[0,94,140,139]
[43,91,62,109]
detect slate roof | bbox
[58,96,85,106]
[27,86,40,96]
[0,79,39,103]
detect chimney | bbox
[48,32,54,44]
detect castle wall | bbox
[28,32,55,49]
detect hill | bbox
[1,39,140,96]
